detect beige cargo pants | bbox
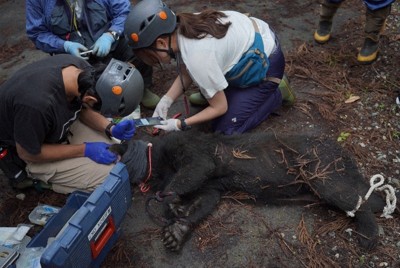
[26,120,117,194]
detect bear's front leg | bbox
[163,194,185,218]
[162,219,192,252]
[355,208,379,250]
[162,186,222,251]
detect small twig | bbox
[232,148,256,159]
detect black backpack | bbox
[0,145,29,183]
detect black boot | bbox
[314,1,341,44]
[357,5,392,64]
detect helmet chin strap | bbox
[149,34,176,59]
[167,34,176,59]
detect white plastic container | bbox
[28,205,60,226]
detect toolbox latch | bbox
[90,217,116,259]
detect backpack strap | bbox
[250,18,260,33]
[249,18,283,85]
[265,77,282,84]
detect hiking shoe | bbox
[11,177,34,189]
[11,178,52,191]
[314,21,333,44]
[357,38,379,64]
[32,179,52,192]
[189,92,208,106]
[278,74,296,106]
[141,88,160,109]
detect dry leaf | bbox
[345,95,360,104]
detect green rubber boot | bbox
[11,178,52,191]
[314,1,341,44]
[189,92,208,106]
[278,74,296,106]
[32,179,52,192]
[141,88,160,109]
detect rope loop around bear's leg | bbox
[377,184,397,219]
[346,174,397,218]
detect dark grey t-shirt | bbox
[0,54,90,154]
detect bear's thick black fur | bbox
[113,130,394,252]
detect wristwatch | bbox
[180,118,192,131]
[105,122,115,139]
[108,30,120,41]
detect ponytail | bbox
[177,9,231,39]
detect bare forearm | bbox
[79,107,111,132]
[185,91,228,126]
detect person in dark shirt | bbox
[0,54,143,194]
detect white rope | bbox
[346,174,397,218]
[346,196,363,217]
[378,184,397,219]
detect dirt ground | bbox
[0,0,399,267]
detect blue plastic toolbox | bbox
[27,163,132,268]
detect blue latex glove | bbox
[92,33,114,57]
[64,41,88,58]
[154,119,180,132]
[111,120,136,141]
[84,142,117,164]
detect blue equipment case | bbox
[27,163,132,268]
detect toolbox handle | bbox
[90,217,116,259]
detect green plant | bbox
[344,91,352,100]
[359,255,366,265]
[378,103,385,111]
[337,132,350,142]
[392,130,400,139]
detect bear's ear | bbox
[109,143,128,157]
[119,140,149,185]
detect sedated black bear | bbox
[111,130,396,252]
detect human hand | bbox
[84,142,117,164]
[154,119,180,132]
[64,41,88,58]
[92,33,114,57]
[111,120,136,141]
[152,95,173,119]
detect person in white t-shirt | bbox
[124,0,292,135]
